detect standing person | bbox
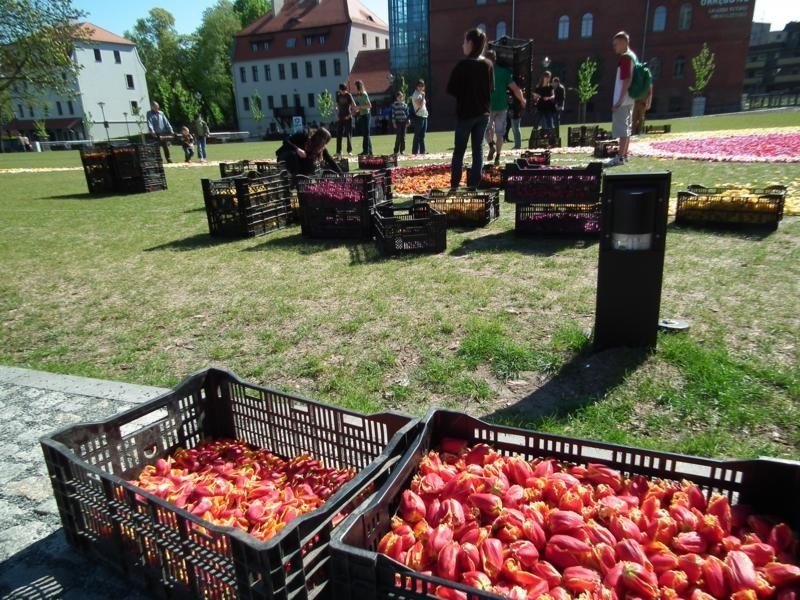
[146,101,174,163]
[484,49,526,166]
[552,76,566,131]
[411,80,428,155]
[353,80,372,155]
[335,83,356,157]
[446,28,494,190]
[192,113,210,162]
[632,86,653,135]
[532,71,557,133]
[391,92,409,154]
[509,92,523,150]
[611,31,637,165]
[180,126,195,163]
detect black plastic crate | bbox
[503,161,602,204]
[202,171,294,238]
[297,172,384,239]
[488,36,534,106]
[594,139,620,158]
[645,124,672,134]
[220,160,251,178]
[423,188,499,227]
[80,148,115,194]
[80,144,167,195]
[40,367,418,600]
[515,200,600,236]
[357,155,398,171]
[675,184,787,231]
[373,201,446,255]
[252,160,285,176]
[528,129,561,149]
[519,150,551,166]
[330,408,800,600]
[567,126,611,147]
[389,164,452,197]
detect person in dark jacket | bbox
[276,127,342,186]
[446,28,494,190]
[552,76,566,131]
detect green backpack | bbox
[626,51,653,100]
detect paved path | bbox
[0,366,168,600]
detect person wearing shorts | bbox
[484,50,526,166]
[611,31,637,165]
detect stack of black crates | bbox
[488,36,534,107]
[567,126,612,147]
[80,143,167,195]
[373,200,447,255]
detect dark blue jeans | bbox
[412,117,427,154]
[356,114,372,154]
[451,115,489,189]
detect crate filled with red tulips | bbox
[202,170,294,238]
[358,154,399,170]
[373,200,447,255]
[331,408,800,600]
[481,165,504,189]
[422,188,500,228]
[41,367,418,600]
[519,150,551,167]
[297,171,388,239]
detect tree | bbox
[0,0,88,98]
[689,43,716,97]
[233,0,271,27]
[576,57,600,124]
[317,89,334,127]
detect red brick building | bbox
[427,0,755,129]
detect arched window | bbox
[653,6,667,32]
[558,15,570,40]
[581,13,594,38]
[496,21,507,40]
[477,23,486,33]
[673,56,686,79]
[649,57,662,80]
[678,3,692,31]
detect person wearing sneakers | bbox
[611,31,637,165]
[484,50,526,166]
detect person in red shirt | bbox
[611,31,636,165]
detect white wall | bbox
[347,25,390,71]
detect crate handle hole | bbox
[143,445,158,459]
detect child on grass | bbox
[180,126,195,163]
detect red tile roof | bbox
[239,0,386,36]
[78,23,135,46]
[348,49,391,96]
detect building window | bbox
[476,0,486,5]
[319,34,326,45]
[94,48,102,62]
[306,61,313,78]
[306,36,313,47]
[362,33,367,46]
[243,97,250,111]
[653,6,667,32]
[279,63,286,79]
[67,100,74,115]
[581,13,593,38]
[649,57,662,80]
[308,93,315,108]
[113,50,121,63]
[291,62,298,79]
[240,66,247,82]
[281,94,288,107]
[319,60,327,77]
[673,56,686,79]
[268,95,274,109]
[678,3,692,31]
[17,104,23,118]
[294,94,301,108]
[496,21,507,39]
[558,16,569,40]
[56,101,63,115]
[375,36,380,48]
[334,58,341,76]
[252,66,259,81]
[28,106,33,117]
[251,42,258,52]
[265,64,271,80]
[126,74,134,89]
[287,38,296,48]
[130,100,138,112]
[263,40,271,50]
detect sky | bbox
[72,0,794,36]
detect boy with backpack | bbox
[610,31,652,165]
[391,92,409,154]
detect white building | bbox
[7,23,150,142]
[232,0,390,136]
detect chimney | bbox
[273,0,285,16]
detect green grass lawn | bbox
[1,110,798,461]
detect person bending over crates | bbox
[146,101,174,163]
[276,127,343,187]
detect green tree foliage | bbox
[317,89,334,123]
[185,1,242,128]
[689,43,716,97]
[233,0,271,26]
[0,0,88,98]
[576,57,600,123]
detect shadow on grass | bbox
[244,232,387,265]
[450,230,598,257]
[41,192,110,201]
[484,346,649,424]
[668,222,776,241]
[183,206,207,213]
[144,233,230,252]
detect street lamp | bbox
[123,111,130,136]
[542,56,551,69]
[97,101,110,142]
